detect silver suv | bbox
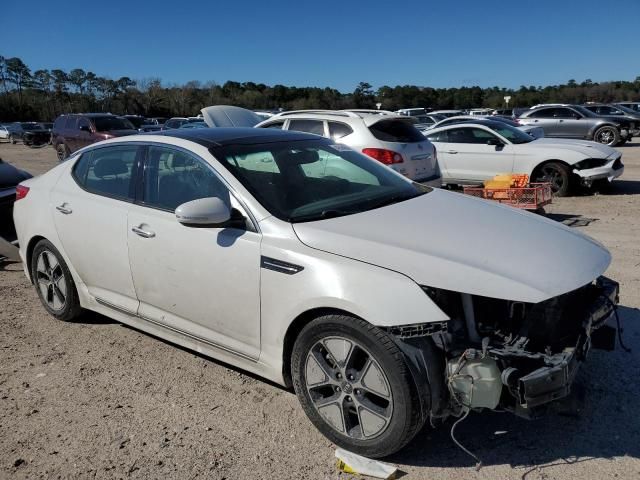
[255,110,441,186]
[518,104,634,146]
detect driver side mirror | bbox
[175,197,232,227]
[486,138,503,146]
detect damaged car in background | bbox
[12,128,623,459]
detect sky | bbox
[2,0,639,93]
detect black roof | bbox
[150,127,323,147]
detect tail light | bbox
[362,148,403,165]
[15,184,30,201]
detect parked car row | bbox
[399,102,640,147]
[0,122,52,146]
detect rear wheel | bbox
[291,314,426,458]
[30,240,82,321]
[534,161,572,197]
[594,126,620,146]
[56,143,70,161]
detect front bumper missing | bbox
[493,276,619,414]
[574,158,624,186]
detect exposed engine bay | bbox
[395,276,620,420]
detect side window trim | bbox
[70,143,142,203]
[138,142,259,233]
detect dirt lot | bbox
[1,141,639,480]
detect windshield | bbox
[125,116,145,128]
[572,105,596,117]
[613,104,639,115]
[489,124,534,144]
[21,123,43,131]
[93,116,135,131]
[213,139,430,223]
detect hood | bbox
[293,189,610,303]
[596,115,634,126]
[201,105,262,128]
[528,137,618,159]
[0,159,32,189]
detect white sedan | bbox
[425,119,624,196]
[13,128,619,457]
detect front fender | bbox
[258,228,448,379]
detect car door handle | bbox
[55,204,72,214]
[131,225,155,238]
[446,150,458,154]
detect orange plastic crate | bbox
[463,183,552,210]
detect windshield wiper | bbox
[365,194,418,211]
[289,209,354,223]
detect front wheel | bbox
[534,161,572,197]
[9,134,16,144]
[291,315,426,458]
[594,126,620,146]
[30,239,83,321]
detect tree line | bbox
[1,55,639,121]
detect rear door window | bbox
[72,145,140,201]
[368,120,424,143]
[328,122,353,140]
[288,119,326,136]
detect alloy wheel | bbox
[35,250,67,311]
[304,336,393,440]
[595,128,615,145]
[540,164,565,193]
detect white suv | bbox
[256,110,441,186]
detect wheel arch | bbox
[24,235,47,283]
[531,158,572,179]
[588,122,620,138]
[281,307,363,388]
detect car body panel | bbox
[127,201,262,360]
[293,189,610,303]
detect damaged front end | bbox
[421,276,620,419]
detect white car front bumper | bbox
[572,157,624,186]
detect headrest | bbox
[93,157,128,178]
[168,154,188,170]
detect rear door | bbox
[432,126,514,182]
[50,144,141,312]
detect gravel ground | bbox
[1,141,639,480]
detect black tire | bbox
[593,126,620,146]
[30,239,83,322]
[291,314,426,458]
[9,134,16,144]
[534,161,572,197]
[56,143,70,162]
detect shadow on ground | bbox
[544,212,598,227]
[391,305,640,476]
[598,180,640,196]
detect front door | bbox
[127,144,262,360]
[435,126,514,182]
[50,144,142,312]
